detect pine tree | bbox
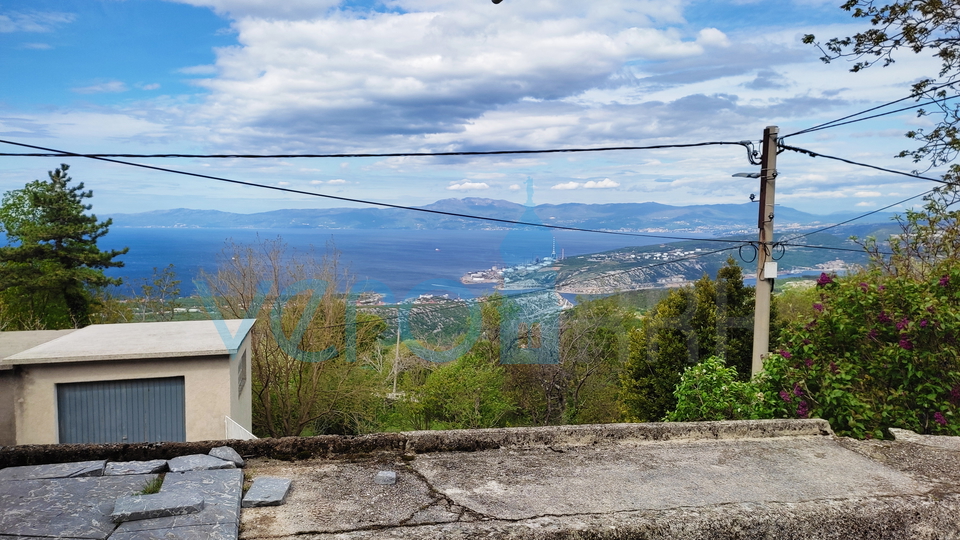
[0,164,128,329]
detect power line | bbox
[782,80,960,139]
[779,143,951,185]
[0,138,752,245]
[775,242,883,255]
[0,139,749,159]
[783,95,960,138]
[779,189,934,242]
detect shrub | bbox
[764,268,960,438]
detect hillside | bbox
[109,198,895,236]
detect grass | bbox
[136,474,164,495]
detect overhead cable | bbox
[779,143,951,185]
[782,80,960,139]
[782,95,960,138]
[0,139,749,159]
[0,138,748,244]
[779,189,934,242]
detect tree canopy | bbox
[0,164,127,329]
[803,1,960,178]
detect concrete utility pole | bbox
[751,125,779,377]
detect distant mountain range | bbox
[108,197,896,234]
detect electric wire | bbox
[0,139,748,159]
[779,143,951,185]
[779,189,935,243]
[782,80,960,139]
[0,138,752,245]
[782,95,960,137]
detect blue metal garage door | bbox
[57,377,186,444]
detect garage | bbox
[56,376,186,444]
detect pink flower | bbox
[780,349,792,359]
[797,401,810,418]
[779,390,792,403]
[934,412,947,426]
[859,282,869,292]
[867,329,878,340]
[793,384,804,397]
[896,318,909,331]
[878,311,892,324]
[829,362,838,374]
[940,275,950,287]
[920,319,929,328]
[899,337,913,350]
[813,303,824,312]
[817,273,834,286]
[804,358,814,367]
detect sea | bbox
[99,228,673,299]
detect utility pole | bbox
[751,125,779,376]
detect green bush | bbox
[667,355,786,422]
[763,268,960,439]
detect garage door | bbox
[57,377,186,444]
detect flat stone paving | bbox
[0,474,155,539]
[0,459,243,539]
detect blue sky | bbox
[0,0,946,216]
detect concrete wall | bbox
[0,369,16,446]
[228,332,253,434]
[14,355,233,445]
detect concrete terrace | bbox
[1,420,960,539]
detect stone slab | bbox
[0,474,154,539]
[112,492,205,523]
[890,427,960,451]
[115,469,242,535]
[0,460,106,481]
[242,477,292,508]
[110,522,238,540]
[168,454,235,473]
[210,446,244,468]
[374,471,396,485]
[105,460,169,476]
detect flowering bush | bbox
[763,268,960,438]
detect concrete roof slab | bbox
[240,459,441,538]
[2,319,255,366]
[412,436,925,521]
[0,329,77,363]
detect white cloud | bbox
[696,28,730,48]
[854,191,881,197]
[447,181,490,191]
[277,181,291,186]
[136,83,161,90]
[178,64,218,75]
[855,201,876,207]
[583,178,620,189]
[327,179,347,184]
[0,11,75,33]
[170,0,339,19]
[72,81,129,94]
[309,180,324,185]
[508,184,521,191]
[18,42,51,50]
[551,182,582,190]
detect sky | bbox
[0,0,948,216]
